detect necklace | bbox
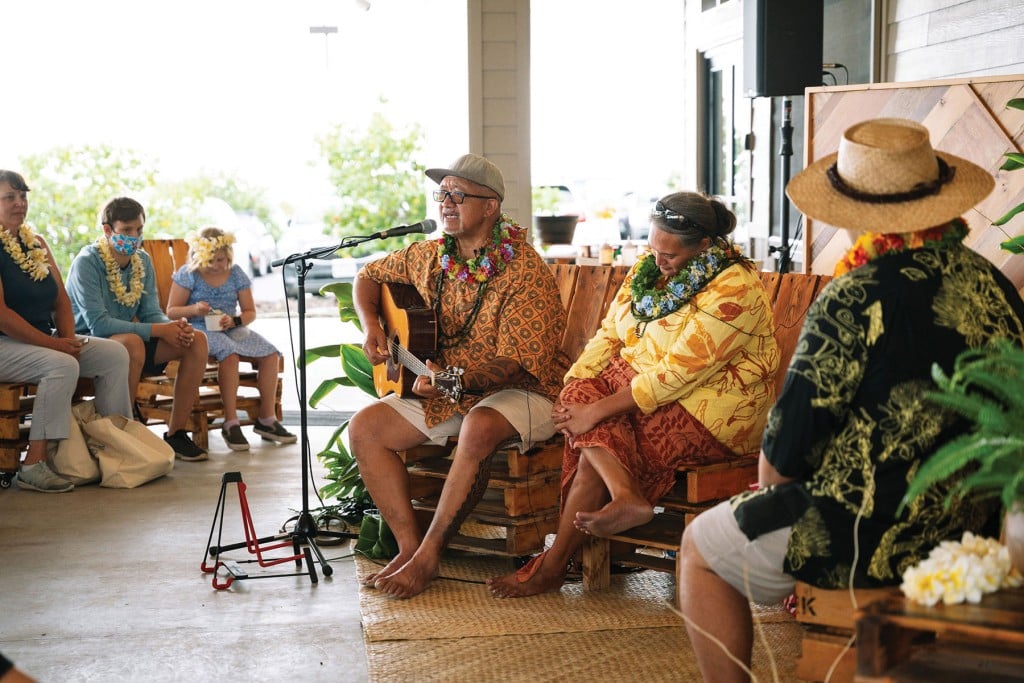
[630,243,742,327]
[433,214,520,347]
[437,213,518,282]
[833,218,968,277]
[97,237,145,307]
[0,225,50,282]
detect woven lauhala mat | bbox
[356,553,682,642]
[356,553,795,642]
[364,622,804,683]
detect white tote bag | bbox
[47,402,101,485]
[79,413,175,489]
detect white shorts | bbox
[380,389,556,452]
[689,499,796,604]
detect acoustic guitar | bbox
[372,283,464,403]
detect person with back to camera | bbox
[678,118,1024,682]
[488,191,780,598]
[0,170,132,493]
[165,226,295,451]
[65,197,210,462]
[348,153,568,599]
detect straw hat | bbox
[786,118,994,233]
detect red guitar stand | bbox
[201,471,325,590]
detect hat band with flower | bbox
[786,118,994,234]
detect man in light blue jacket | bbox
[66,197,209,461]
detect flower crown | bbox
[185,231,236,269]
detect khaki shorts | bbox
[689,499,796,604]
[380,389,556,452]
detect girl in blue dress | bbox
[167,227,295,451]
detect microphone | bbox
[370,219,436,240]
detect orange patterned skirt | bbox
[560,355,738,505]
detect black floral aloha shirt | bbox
[733,242,1024,588]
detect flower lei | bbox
[437,213,518,283]
[833,218,968,277]
[0,225,50,282]
[630,242,742,323]
[901,531,1022,606]
[185,231,236,269]
[97,237,145,307]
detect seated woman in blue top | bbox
[0,170,132,493]
[166,227,295,451]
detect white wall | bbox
[884,0,1024,81]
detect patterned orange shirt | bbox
[360,227,568,427]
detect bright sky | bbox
[5,0,685,221]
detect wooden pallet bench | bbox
[793,581,901,683]
[0,238,285,475]
[0,382,34,487]
[399,264,831,564]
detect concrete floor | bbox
[0,424,369,683]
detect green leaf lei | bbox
[630,243,742,322]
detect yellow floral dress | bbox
[562,257,779,502]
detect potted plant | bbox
[995,97,1024,254]
[532,184,581,245]
[899,340,1024,571]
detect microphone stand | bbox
[774,96,795,273]
[208,235,384,572]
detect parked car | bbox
[617,191,659,240]
[235,213,276,277]
[276,221,385,298]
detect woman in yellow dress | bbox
[488,190,779,597]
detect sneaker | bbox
[17,461,74,493]
[164,430,209,461]
[253,420,297,444]
[221,424,250,451]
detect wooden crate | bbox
[792,581,900,683]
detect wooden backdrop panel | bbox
[803,75,1024,298]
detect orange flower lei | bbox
[833,219,968,277]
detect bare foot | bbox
[361,551,414,587]
[373,554,439,599]
[573,498,654,538]
[486,552,566,598]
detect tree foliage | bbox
[19,145,277,271]
[148,172,275,237]
[20,144,157,271]
[316,108,428,256]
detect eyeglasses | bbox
[432,190,496,204]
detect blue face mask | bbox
[110,233,141,256]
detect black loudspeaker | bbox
[743,0,824,98]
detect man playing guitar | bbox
[350,153,568,599]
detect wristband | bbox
[232,315,243,327]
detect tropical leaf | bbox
[999,152,1024,171]
[904,340,1024,515]
[1007,98,1024,111]
[340,343,376,396]
[993,202,1024,227]
[1001,235,1024,254]
[309,377,350,409]
[301,343,342,367]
